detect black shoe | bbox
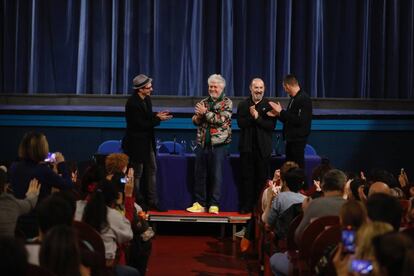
[149,204,167,212]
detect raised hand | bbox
[26,178,41,197]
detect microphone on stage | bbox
[173,135,177,155]
[275,135,281,156]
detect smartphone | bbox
[342,227,356,254]
[44,152,56,163]
[401,168,405,174]
[349,259,373,274]
[120,177,128,184]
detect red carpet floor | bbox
[146,234,258,275]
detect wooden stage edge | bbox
[148,210,251,239]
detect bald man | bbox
[368,182,391,197]
[237,78,277,214]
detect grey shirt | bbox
[0,193,38,237]
[294,195,345,245]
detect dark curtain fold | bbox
[1,0,413,98]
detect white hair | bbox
[207,74,226,89]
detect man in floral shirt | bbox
[186,74,232,214]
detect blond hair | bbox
[356,221,394,260]
[18,132,49,162]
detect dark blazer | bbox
[279,90,312,142]
[237,97,277,158]
[123,93,160,163]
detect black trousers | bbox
[239,151,270,212]
[285,140,306,169]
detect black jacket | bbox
[237,97,277,158]
[122,93,160,163]
[279,90,312,142]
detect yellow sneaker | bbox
[186,202,206,213]
[209,205,219,214]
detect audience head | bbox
[82,179,119,232]
[355,221,394,261]
[367,168,399,188]
[18,132,49,163]
[0,237,28,275]
[349,177,366,200]
[321,169,347,193]
[284,168,305,193]
[311,157,333,182]
[105,153,129,175]
[0,166,8,195]
[279,161,299,182]
[373,232,414,276]
[366,193,402,230]
[37,194,74,237]
[40,225,82,276]
[368,181,391,197]
[340,200,367,230]
[80,164,105,196]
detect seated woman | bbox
[74,178,138,276]
[105,153,153,276]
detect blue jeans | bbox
[194,144,228,207]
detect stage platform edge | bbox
[148,210,251,240]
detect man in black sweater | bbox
[269,74,312,169]
[237,78,277,214]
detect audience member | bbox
[348,177,366,200]
[0,169,40,237]
[26,194,74,265]
[9,132,73,238]
[294,169,347,244]
[373,232,414,276]
[75,180,138,275]
[366,193,402,230]
[270,169,347,275]
[368,181,391,196]
[39,225,88,276]
[265,168,306,240]
[0,236,28,276]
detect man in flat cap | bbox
[122,74,172,211]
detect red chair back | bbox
[309,224,341,270]
[73,220,106,267]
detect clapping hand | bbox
[195,102,207,116]
[249,105,259,119]
[156,110,173,121]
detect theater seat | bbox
[159,141,185,155]
[305,144,317,156]
[97,140,123,155]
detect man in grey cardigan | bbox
[294,169,346,244]
[0,167,40,237]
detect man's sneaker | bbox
[234,226,246,238]
[209,205,219,214]
[186,202,206,213]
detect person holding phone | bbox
[9,132,73,237]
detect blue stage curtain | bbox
[1,0,413,98]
